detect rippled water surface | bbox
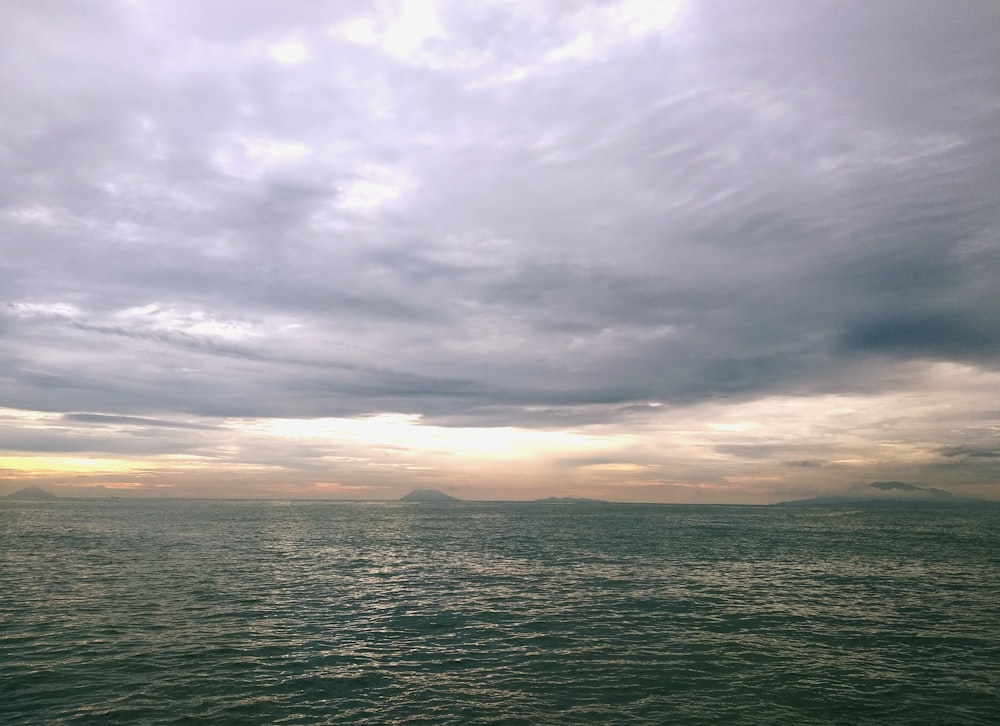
[2,500,998,724]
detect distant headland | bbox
[2,485,60,501]
[776,481,998,508]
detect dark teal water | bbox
[2,500,998,724]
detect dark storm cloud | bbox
[1,0,998,429]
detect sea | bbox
[1,499,997,725]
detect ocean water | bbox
[2,500,998,725]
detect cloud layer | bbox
[2,1,998,501]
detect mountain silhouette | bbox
[3,485,59,501]
[400,488,460,502]
[776,481,997,508]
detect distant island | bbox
[777,481,999,508]
[399,488,460,502]
[2,485,60,501]
[534,496,608,503]
[397,490,609,503]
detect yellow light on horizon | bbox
[0,455,143,474]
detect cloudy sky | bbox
[2,0,998,502]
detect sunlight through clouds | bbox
[1,0,998,502]
[239,413,636,464]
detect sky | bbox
[2,0,999,503]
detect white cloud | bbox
[333,0,445,62]
[267,39,308,65]
[333,163,414,213]
[213,136,311,180]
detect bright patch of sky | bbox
[267,39,308,65]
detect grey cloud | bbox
[940,445,1000,459]
[0,415,217,457]
[62,413,217,430]
[840,310,1000,362]
[1,0,998,430]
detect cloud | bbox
[1,0,998,501]
[62,413,217,430]
[940,445,1000,460]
